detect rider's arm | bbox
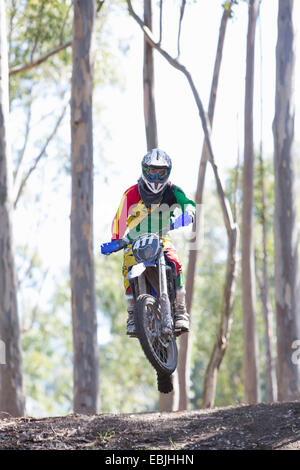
[173,185,196,218]
[111,184,141,240]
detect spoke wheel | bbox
[135,294,177,375]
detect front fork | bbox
[157,249,173,335]
[135,248,173,336]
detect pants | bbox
[122,236,183,293]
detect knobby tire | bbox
[135,294,178,377]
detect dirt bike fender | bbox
[127,262,146,280]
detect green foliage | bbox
[9,0,142,417]
[8,0,73,101]
[98,429,116,444]
[188,153,276,408]
[21,279,73,416]
[222,0,248,19]
[222,0,238,15]
[186,188,244,407]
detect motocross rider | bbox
[111,149,196,337]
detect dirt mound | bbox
[0,401,299,451]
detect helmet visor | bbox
[143,165,170,182]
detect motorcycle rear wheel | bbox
[135,294,178,375]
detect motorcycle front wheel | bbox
[135,294,178,375]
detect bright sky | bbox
[95,0,300,243]
[12,0,300,314]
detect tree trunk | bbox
[202,226,239,407]
[143,0,158,151]
[257,17,277,403]
[273,0,300,401]
[241,0,260,405]
[178,1,233,410]
[70,0,99,414]
[257,156,277,403]
[202,155,239,408]
[0,0,25,417]
[143,0,177,411]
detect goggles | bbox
[143,165,170,181]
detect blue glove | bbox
[171,211,194,230]
[101,238,129,255]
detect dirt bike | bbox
[101,211,193,393]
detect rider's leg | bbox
[123,246,137,336]
[123,239,189,335]
[125,287,136,337]
[163,241,190,334]
[174,285,189,333]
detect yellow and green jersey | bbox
[111,183,196,241]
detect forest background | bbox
[1,0,300,417]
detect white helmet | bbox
[141,149,172,194]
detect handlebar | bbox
[100,211,193,255]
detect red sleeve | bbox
[111,184,141,240]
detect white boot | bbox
[125,294,136,337]
[174,286,189,334]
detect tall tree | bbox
[256,154,277,403]
[143,0,158,151]
[143,0,178,411]
[241,0,260,405]
[180,0,234,410]
[256,13,277,403]
[0,0,25,417]
[273,0,300,401]
[202,165,239,408]
[70,0,99,414]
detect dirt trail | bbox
[0,401,299,450]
